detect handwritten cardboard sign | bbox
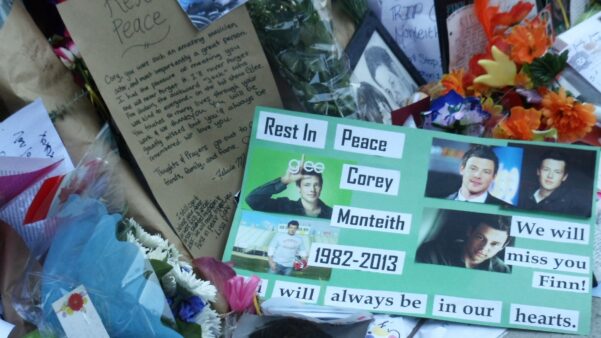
[58,1,282,257]
[223,107,598,334]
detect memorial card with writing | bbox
[57,1,282,257]
[222,107,598,335]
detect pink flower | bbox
[192,257,236,296]
[54,46,75,69]
[66,40,81,58]
[224,275,260,313]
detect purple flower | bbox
[178,296,205,323]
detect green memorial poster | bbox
[222,107,598,334]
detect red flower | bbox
[68,293,84,312]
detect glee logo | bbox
[288,159,325,174]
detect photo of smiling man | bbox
[425,140,522,206]
[446,145,508,205]
[245,155,333,219]
[416,210,512,273]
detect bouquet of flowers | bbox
[423,0,596,143]
[121,219,222,338]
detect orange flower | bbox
[541,88,596,142]
[514,70,533,89]
[441,69,465,96]
[482,97,504,130]
[494,106,541,140]
[474,0,533,41]
[506,18,551,64]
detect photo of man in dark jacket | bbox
[518,150,588,217]
[416,213,512,273]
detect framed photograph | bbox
[346,11,425,124]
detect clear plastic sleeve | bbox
[247,0,357,117]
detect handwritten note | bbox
[443,0,537,71]
[0,99,73,170]
[369,0,442,82]
[556,12,601,94]
[0,99,73,249]
[58,2,282,257]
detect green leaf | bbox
[524,51,569,88]
[150,259,173,280]
[23,330,43,338]
[176,319,204,338]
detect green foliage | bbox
[338,0,368,25]
[150,259,173,280]
[247,0,357,116]
[22,330,43,338]
[522,51,569,88]
[176,319,204,338]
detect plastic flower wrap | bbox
[37,196,181,338]
[422,90,490,136]
[11,126,220,338]
[122,219,222,338]
[425,0,596,143]
[247,0,357,117]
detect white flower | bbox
[173,265,217,302]
[126,218,170,250]
[126,232,148,254]
[146,248,168,261]
[193,307,221,338]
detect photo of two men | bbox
[424,139,596,218]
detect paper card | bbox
[555,12,601,94]
[366,315,419,338]
[415,319,506,338]
[435,0,538,72]
[0,318,14,338]
[0,98,73,171]
[222,107,598,334]
[176,0,248,31]
[51,285,110,338]
[57,1,282,257]
[368,0,443,82]
[0,99,73,249]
